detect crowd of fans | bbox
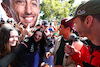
[0,17,95,67]
[0,0,100,67]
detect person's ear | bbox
[66,27,71,32]
[1,2,12,18]
[84,15,93,27]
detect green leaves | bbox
[40,0,77,22]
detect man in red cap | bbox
[46,19,76,67]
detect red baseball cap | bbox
[61,18,74,30]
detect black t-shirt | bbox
[55,37,69,65]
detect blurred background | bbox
[0,0,89,25]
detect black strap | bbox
[83,62,96,67]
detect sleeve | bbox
[49,36,61,55]
[71,51,82,65]
[0,44,26,67]
[70,44,88,66]
[50,45,55,54]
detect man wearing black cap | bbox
[65,0,100,67]
[46,19,76,67]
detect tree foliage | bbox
[40,0,77,22]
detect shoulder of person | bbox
[56,35,62,42]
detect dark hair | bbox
[92,14,100,22]
[0,26,19,67]
[50,23,52,25]
[0,26,17,58]
[78,15,88,22]
[78,14,100,22]
[36,24,40,26]
[42,20,48,25]
[62,25,73,32]
[33,27,44,36]
[63,24,68,28]
[2,0,10,6]
[33,28,47,46]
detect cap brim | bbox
[67,17,75,23]
[67,17,77,31]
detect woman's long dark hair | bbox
[0,26,19,67]
[33,27,47,66]
[0,26,13,57]
[33,27,47,46]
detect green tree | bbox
[40,0,77,22]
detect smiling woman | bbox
[20,27,47,67]
[0,27,48,67]
[0,26,20,67]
